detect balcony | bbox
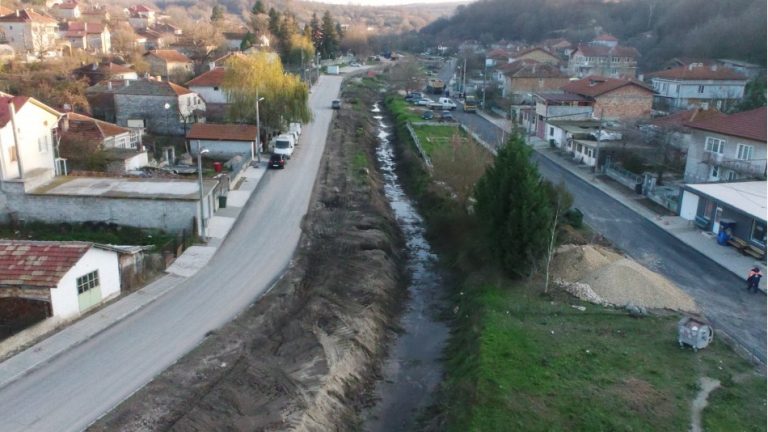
[702,152,767,177]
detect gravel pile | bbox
[553,244,699,313]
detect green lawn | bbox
[443,282,767,432]
[412,124,465,156]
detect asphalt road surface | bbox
[0,75,343,432]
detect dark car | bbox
[422,110,434,120]
[440,110,455,122]
[331,99,341,109]
[269,153,287,169]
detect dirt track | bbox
[90,81,403,431]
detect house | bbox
[136,28,163,50]
[80,6,109,23]
[127,4,156,30]
[0,241,121,319]
[186,67,228,120]
[59,112,147,173]
[568,35,639,78]
[502,62,569,103]
[648,64,748,113]
[0,94,62,189]
[223,32,247,51]
[527,92,593,139]
[144,49,194,80]
[61,21,110,53]
[542,37,572,58]
[108,77,205,136]
[680,181,766,257]
[545,119,616,167]
[510,47,561,65]
[50,0,81,20]
[682,106,766,183]
[717,59,765,80]
[186,123,258,159]
[561,76,654,121]
[73,62,138,85]
[0,9,59,56]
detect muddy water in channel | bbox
[362,104,450,431]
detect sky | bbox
[304,0,468,5]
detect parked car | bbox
[269,153,287,169]
[415,98,432,106]
[440,110,455,122]
[271,134,295,158]
[350,62,361,67]
[289,122,302,136]
[422,110,435,120]
[332,99,341,109]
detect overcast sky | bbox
[304,0,467,5]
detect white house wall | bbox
[192,139,254,159]
[51,247,120,318]
[0,103,58,181]
[680,190,699,220]
[190,85,228,104]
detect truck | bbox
[463,95,478,113]
[326,65,340,75]
[426,78,445,95]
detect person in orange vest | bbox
[747,267,762,293]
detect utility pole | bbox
[461,57,467,97]
[481,61,487,110]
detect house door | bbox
[712,206,723,234]
[77,271,102,313]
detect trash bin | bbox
[678,317,713,352]
[218,195,227,208]
[213,162,223,173]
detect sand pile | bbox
[553,244,699,313]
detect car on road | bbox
[271,134,295,159]
[331,99,341,109]
[440,110,455,122]
[422,110,434,120]
[269,153,287,169]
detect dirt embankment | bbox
[90,84,404,431]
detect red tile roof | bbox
[66,112,130,138]
[594,33,618,42]
[186,68,226,87]
[66,21,106,34]
[561,75,653,98]
[54,2,79,10]
[649,65,747,81]
[504,62,564,79]
[145,49,192,64]
[685,107,767,142]
[0,95,29,128]
[0,6,12,16]
[187,123,257,141]
[648,108,723,129]
[0,241,92,289]
[513,46,560,61]
[0,9,57,24]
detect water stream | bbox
[362,103,450,431]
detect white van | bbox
[289,122,302,136]
[271,134,295,158]
[438,97,457,110]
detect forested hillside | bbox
[421,0,766,69]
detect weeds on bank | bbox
[0,221,174,249]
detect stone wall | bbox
[115,94,181,136]
[594,86,653,120]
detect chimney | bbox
[124,79,130,87]
[91,63,97,71]
[107,80,112,90]
[15,10,19,18]
[688,64,694,71]
[208,62,215,71]
[710,64,718,71]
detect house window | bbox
[704,137,725,154]
[710,165,719,179]
[697,85,705,94]
[38,135,49,153]
[77,270,100,295]
[549,127,554,137]
[213,86,219,91]
[703,199,715,220]
[752,220,766,246]
[736,143,754,160]
[725,170,737,181]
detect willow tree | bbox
[222,52,312,133]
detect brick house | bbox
[561,76,654,121]
[648,64,748,113]
[50,0,81,20]
[127,4,156,30]
[109,78,205,136]
[61,21,110,53]
[510,47,561,65]
[0,9,59,56]
[682,106,766,183]
[144,49,193,80]
[568,34,639,78]
[501,61,569,104]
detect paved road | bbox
[0,76,343,432]
[432,58,765,360]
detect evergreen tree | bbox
[210,5,224,22]
[734,77,766,112]
[268,8,281,36]
[320,11,338,59]
[251,0,265,15]
[473,133,554,277]
[309,13,322,51]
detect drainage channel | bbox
[362,103,450,431]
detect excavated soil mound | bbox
[553,244,699,313]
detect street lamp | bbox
[255,93,265,163]
[197,146,209,241]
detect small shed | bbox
[186,123,258,160]
[0,241,121,320]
